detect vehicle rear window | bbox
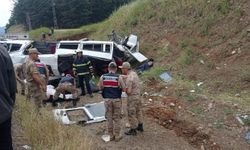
[59,43,79,50]
[10,44,22,52]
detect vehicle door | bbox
[9,43,27,64]
[123,35,147,63]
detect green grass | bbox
[223,107,234,115]
[29,27,50,39]
[27,0,243,42]
[177,47,194,66]
[141,66,165,81]
[217,0,231,14]
[183,94,197,102]
[213,121,225,129]
[14,95,93,149]
[190,106,204,115]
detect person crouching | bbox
[53,74,79,107]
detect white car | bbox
[0,39,59,75]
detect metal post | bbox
[26,12,32,31]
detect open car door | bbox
[124,34,147,63]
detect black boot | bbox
[136,123,144,132]
[81,91,86,96]
[125,128,137,136]
[52,101,57,107]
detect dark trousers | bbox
[0,117,13,150]
[78,75,92,95]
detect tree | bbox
[7,0,133,30]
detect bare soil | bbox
[47,91,250,150]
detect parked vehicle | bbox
[0,39,58,74]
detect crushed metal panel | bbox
[126,34,137,48]
[53,107,85,124]
[83,102,106,124]
[128,51,148,63]
[124,35,148,63]
[159,72,172,82]
[53,102,106,125]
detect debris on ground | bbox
[236,114,250,126]
[190,90,195,93]
[197,82,204,87]
[159,72,172,82]
[101,134,111,142]
[150,93,163,97]
[22,145,32,150]
[200,60,205,65]
[53,102,106,124]
[235,93,241,97]
[245,131,250,143]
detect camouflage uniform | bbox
[99,68,125,140]
[104,99,122,138]
[15,63,26,95]
[126,70,143,129]
[25,58,46,107]
[53,83,78,100]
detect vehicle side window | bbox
[82,44,93,50]
[82,44,103,52]
[59,43,78,50]
[93,44,102,52]
[105,44,111,53]
[10,44,22,52]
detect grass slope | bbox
[30,0,250,102]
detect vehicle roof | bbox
[0,39,33,44]
[79,40,113,44]
[59,40,80,43]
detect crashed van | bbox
[0,32,147,78]
[56,32,148,76]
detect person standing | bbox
[25,48,47,108]
[15,63,26,95]
[0,45,16,150]
[120,62,144,136]
[73,50,93,97]
[99,62,125,141]
[53,74,79,106]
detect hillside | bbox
[15,0,250,149]
[47,0,250,99]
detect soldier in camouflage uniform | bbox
[25,48,47,108]
[120,62,143,136]
[99,62,125,142]
[53,74,78,106]
[15,63,26,95]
